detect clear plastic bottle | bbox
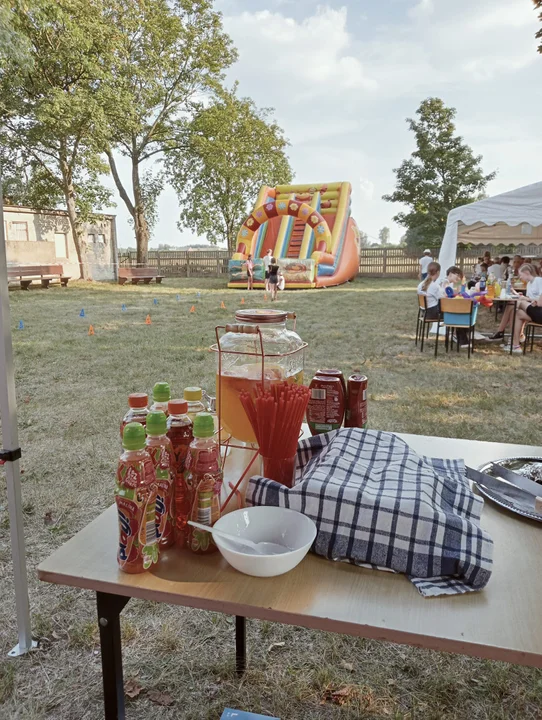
[151,381,171,415]
[145,411,175,549]
[167,400,193,547]
[506,272,512,296]
[185,413,223,554]
[116,423,158,573]
[183,387,206,420]
[120,393,149,439]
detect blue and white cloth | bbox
[246,429,493,597]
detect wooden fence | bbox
[119,245,541,279]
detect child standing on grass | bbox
[277,269,285,292]
[268,257,280,301]
[245,254,254,291]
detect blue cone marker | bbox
[196,292,201,299]
[18,320,24,330]
[176,294,180,301]
[121,304,127,312]
[79,308,85,318]
[153,298,158,305]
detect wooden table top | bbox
[38,433,542,668]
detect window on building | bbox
[9,222,28,241]
[96,233,105,244]
[87,234,94,244]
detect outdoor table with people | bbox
[416,255,542,355]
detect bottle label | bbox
[188,470,223,554]
[147,444,174,546]
[168,425,193,475]
[115,485,158,572]
[307,377,345,435]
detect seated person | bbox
[500,255,511,281]
[488,257,502,279]
[416,261,442,320]
[441,266,471,347]
[488,263,542,353]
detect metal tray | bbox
[476,456,542,523]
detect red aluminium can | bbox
[345,373,368,429]
[307,375,345,435]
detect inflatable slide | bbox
[228,182,360,289]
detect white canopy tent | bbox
[438,182,542,274]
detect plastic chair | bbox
[438,298,477,359]
[416,294,440,355]
[523,321,542,354]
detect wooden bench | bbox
[118,267,164,285]
[8,264,71,290]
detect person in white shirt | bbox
[488,258,502,280]
[262,249,273,291]
[489,263,542,353]
[419,249,433,280]
[417,261,441,320]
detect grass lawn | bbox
[1,277,541,719]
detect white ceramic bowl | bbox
[213,506,317,577]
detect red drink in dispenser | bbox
[116,423,158,573]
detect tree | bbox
[378,226,391,246]
[535,1,542,53]
[0,0,114,279]
[383,98,496,249]
[358,230,369,248]
[167,86,292,253]
[103,0,237,265]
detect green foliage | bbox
[383,97,496,249]
[378,227,391,246]
[0,0,115,276]
[0,5,31,66]
[358,230,369,248]
[167,85,292,252]
[535,1,542,54]
[103,0,237,258]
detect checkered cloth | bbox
[246,429,493,597]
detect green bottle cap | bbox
[122,422,146,450]
[153,381,171,402]
[146,411,167,436]
[193,412,215,438]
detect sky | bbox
[107,0,542,248]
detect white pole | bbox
[0,177,35,656]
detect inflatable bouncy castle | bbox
[228,182,360,289]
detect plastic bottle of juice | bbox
[183,387,206,420]
[185,412,223,554]
[167,399,193,547]
[151,382,171,415]
[116,423,159,574]
[145,411,175,549]
[120,393,149,439]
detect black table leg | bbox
[235,615,247,676]
[97,592,130,720]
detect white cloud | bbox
[408,0,434,20]
[359,178,375,203]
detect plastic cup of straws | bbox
[261,454,297,488]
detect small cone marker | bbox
[190,305,195,313]
[121,304,127,312]
[241,297,245,304]
[79,308,85,318]
[18,320,24,330]
[220,301,226,309]
[196,292,201,299]
[153,298,158,305]
[88,325,95,336]
[145,314,152,325]
[176,294,180,301]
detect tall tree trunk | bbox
[59,152,89,280]
[132,155,150,266]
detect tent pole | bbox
[0,177,35,656]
